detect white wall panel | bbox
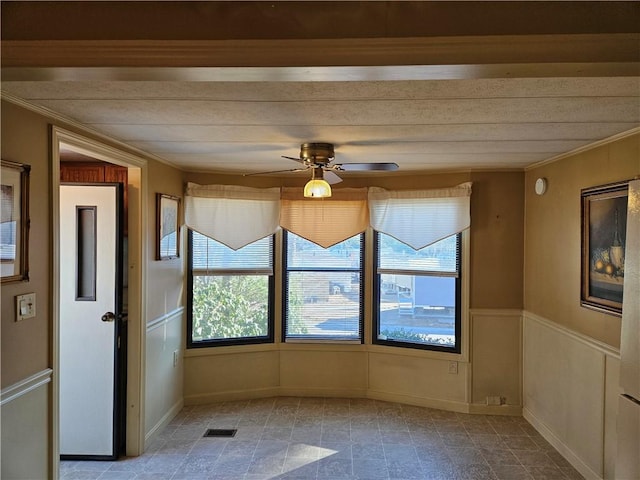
[523,312,620,479]
[145,308,184,446]
[1,370,51,480]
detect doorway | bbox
[52,127,147,474]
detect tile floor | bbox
[60,397,584,480]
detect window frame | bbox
[372,231,462,354]
[186,229,275,349]
[282,230,365,343]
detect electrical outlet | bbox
[486,396,505,406]
[448,361,458,374]
[15,293,36,321]
[173,350,179,367]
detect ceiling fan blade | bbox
[282,155,305,164]
[323,170,343,185]
[243,167,308,176]
[335,162,399,172]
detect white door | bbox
[59,184,124,458]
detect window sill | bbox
[367,343,467,363]
[183,341,467,362]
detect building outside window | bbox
[283,231,364,342]
[374,232,461,353]
[187,230,274,347]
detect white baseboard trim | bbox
[524,406,602,480]
[0,368,53,406]
[145,398,184,447]
[367,389,470,413]
[279,387,368,399]
[184,387,281,406]
[468,403,522,416]
[184,386,525,415]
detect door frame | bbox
[51,126,148,474]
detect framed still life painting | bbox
[581,180,629,316]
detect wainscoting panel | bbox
[280,349,368,398]
[1,369,52,480]
[145,308,184,446]
[184,348,280,405]
[470,309,522,407]
[523,312,620,480]
[368,351,468,411]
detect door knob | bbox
[101,312,116,322]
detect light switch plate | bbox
[15,293,36,321]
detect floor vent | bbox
[203,428,237,438]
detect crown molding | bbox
[525,126,640,171]
[1,91,181,171]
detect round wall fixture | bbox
[535,177,547,195]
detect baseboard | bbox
[523,406,602,480]
[278,387,368,399]
[184,387,281,406]
[184,386,524,415]
[144,397,184,448]
[367,389,470,413]
[468,403,522,416]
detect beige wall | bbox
[1,100,51,388]
[147,161,185,321]
[183,170,524,410]
[524,133,640,348]
[1,100,185,476]
[469,171,525,309]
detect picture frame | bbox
[1,159,30,283]
[581,180,629,316]
[156,193,180,260]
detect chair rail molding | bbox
[0,368,53,406]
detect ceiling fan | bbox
[245,142,399,197]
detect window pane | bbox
[286,271,361,339]
[192,231,272,271]
[378,233,457,273]
[192,275,269,341]
[287,234,361,270]
[284,231,363,341]
[379,274,456,347]
[376,232,461,351]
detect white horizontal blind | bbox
[285,232,363,341]
[378,232,458,274]
[191,231,273,274]
[369,182,472,250]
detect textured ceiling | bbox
[3,77,639,175]
[2,2,639,177]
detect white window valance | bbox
[280,187,369,248]
[184,183,280,250]
[368,182,472,249]
[185,183,472,251]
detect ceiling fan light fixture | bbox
[304,167,332,198]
